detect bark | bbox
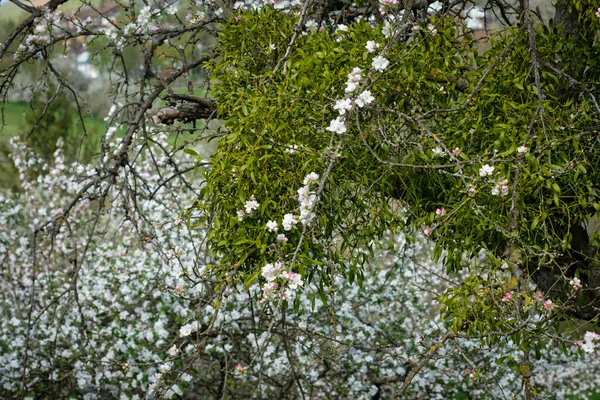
[554,0,580,38]
[153,94,218,125]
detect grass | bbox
[0,102,106,142]
[0,102,28,139]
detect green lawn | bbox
[0,102,28,139]
[0,102,107,142]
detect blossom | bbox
[596,8,600,18]
[365,41,379,53]
[478,164,494,177]
[266,220,278,232]
[179,323,194,337]
[492,179,509,197]
[237,209,245,222]
[348,67,362,82]
[303,172,319,185]
[569,277,582,291]
[298,183,317,224]
[336,24,348,32]
[285,144,298,154]
[584,331,600,343]
[345,81,360,93]
[581,341,596,353]
[427,24,437,36]
[326,117,347,134]
[244,197,260,214]
[423,227,432,235]
[501,292,512,302]
[372,56,389,72]
[382,21,392,38]
[165,4,178,14]
[345,68,362,93]
[543,299,555,311]
[451,147,460,155]
[298,185,310,200]
[282,213,298,231]
[581,331,600,353]
[167,345,179,356]
[281,271,304,289]
[432,147,444,156]
[411,25,421,32]
[334,98,353,115]
[235,364,245,373]
[355,91,375,108]
[276,233,288,243]
[435,208,446,216]
[262,262,284,281]
[305,19,318,30]
[517,146,529,153]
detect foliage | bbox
[203,0,600,379]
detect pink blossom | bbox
[237,209,245,222]
[435,208,446,217]
[365,41,379,53]
[501,292,512,302]
[543,299,555,311]
[570,277,582,291]
[423,227,432,236]
[427,24,437,36]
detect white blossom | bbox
[326,118,347,134]
[372,56,389,72]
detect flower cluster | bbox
[570,277,583,291]
[238,195,260,221]
[298,172,319,225]
[579,331,600,353]
[479,164,495,177]
[491,179,509,196]
[378,0,399,16]
[329,66,377,135]
[345,67,363,94]
[260,262,304,302]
